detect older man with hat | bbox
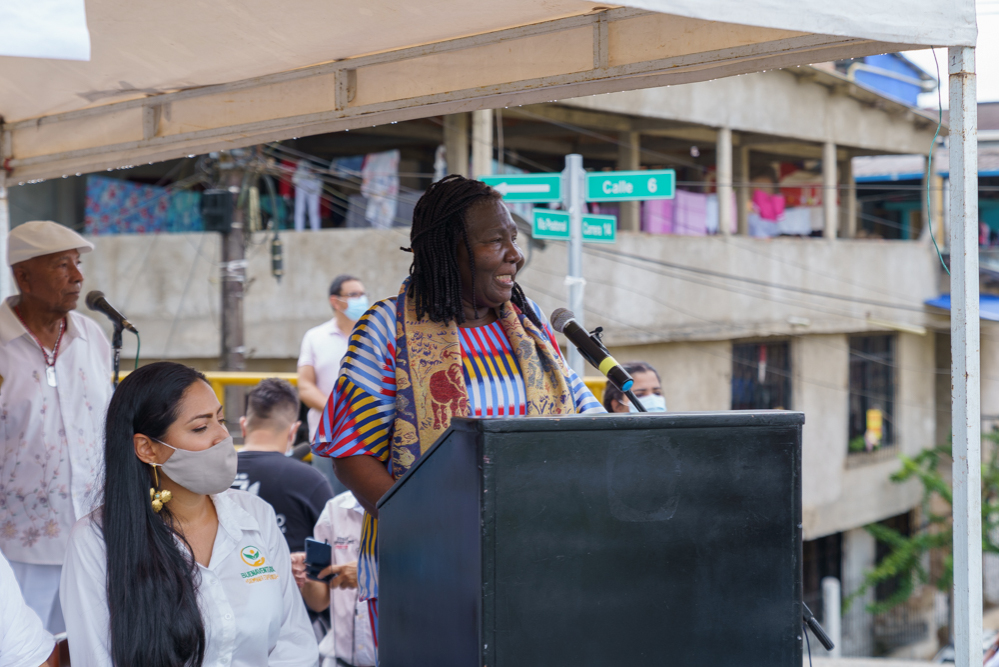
[0,220,112,634]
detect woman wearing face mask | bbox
[603,361,668,413]
[60,361,318,667]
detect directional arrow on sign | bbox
[494,182,551,195]
[480,174,562,203]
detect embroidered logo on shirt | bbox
[240,545,265,567]
[240,545,278,584]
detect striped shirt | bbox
[313,296,603,604]
[314,296,603,468]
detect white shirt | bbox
[0,551,54,667]
[0,298,112,565]
[298,318,349,439]
[313,492,374,667]
[60,490,319,667]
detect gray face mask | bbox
[152,435,238,495]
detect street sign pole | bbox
[564,154,586,377]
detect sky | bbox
[903,0,999,108]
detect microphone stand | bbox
[581,327,647,413]
[112,323,123,388]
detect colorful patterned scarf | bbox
[389,278,575,477]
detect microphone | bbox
[85,291,138,333]
[550,308,633,393]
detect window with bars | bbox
[731,341,791,410]
[848,334,896,453]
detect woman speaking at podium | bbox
[313,175,603,647]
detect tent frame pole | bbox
[949,44,981,667]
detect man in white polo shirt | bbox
[0,221,113,634]
[297,275,368,489]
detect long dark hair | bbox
[602,361,660,412]
[407,174,542,328]
[100,361,209,667]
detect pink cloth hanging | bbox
[642,198,674,234]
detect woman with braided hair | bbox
[312,174,603,652]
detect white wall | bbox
[608,332,933,541]
[564,68,937,154]
[79,230,943,364]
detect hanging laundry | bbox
[361,149,400,229]
[84,175,169,235]
[642,198,674,234]
[330,155,364,181]
[673,189,708,236]
[777,206,814,236]
[748,213,779,237]
[749,188,786,238]
[434,145,447,182]
[166,190,204,233]
[292,160,323,231]
[278,159,296,197]
[752,189,786,221]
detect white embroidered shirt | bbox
[0,297,112,564]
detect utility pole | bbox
[220,161,247,371]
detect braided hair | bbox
[406,174,542,329]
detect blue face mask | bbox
[343,295,369,321]
[628,393,667,413]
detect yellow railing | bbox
[120,370,605,406]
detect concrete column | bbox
[717,127,733,236]
[840,156,857,238]
[841,527,876,655]
[471,109,493,178]
[823,141,838,239]
[736,145,750,235]
[617,131,641,232]
[444,113,469,178]
[949,45,982,667]
[821,577,842,658]
[921,154,930,239]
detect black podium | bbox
[377,411,803,666]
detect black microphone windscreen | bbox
[550,308,576,333]
[85,290,105,311]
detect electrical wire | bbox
[928,50,949,275]
[583,244,930,315]
[134,331,141,370]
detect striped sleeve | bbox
[313,298,399,461]
[528,300,606,414]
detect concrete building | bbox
[9,62,951,656]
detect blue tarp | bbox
[925,294,999,321]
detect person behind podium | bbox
[602,361,667,413]
[313,174,603,647]
[60,362,318,667]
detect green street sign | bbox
[532,209,570,240]
[532,209,617,243]
[585,169,675,202]
[480,173,562,203]
[581,213,617,243]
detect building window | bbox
[731,341,791,410]
[803,532,843,624]
[848,334,895,453]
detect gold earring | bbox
[149,465,172,513]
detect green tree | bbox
[847,434,999,617]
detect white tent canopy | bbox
[0,0,977,182]
[0,2,984,665]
